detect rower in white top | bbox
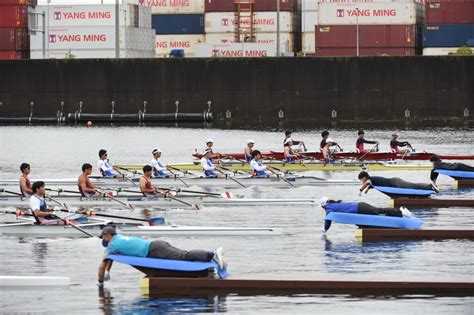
[150,148,170,178]
[97,149,123,178]
[204,138,221,160]
[244,140,255,162]
[250,150,276,178]
[201,149,224,178]
[29,181,76,225]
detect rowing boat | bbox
[0,176,359,188]
[192,151,474,161]
[0,218,278,237]
[118,162,432,172]
[0,195,320,207]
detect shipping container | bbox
[205,32,294,51]
[302,10,318,33]
[205,0,297,12]
[425,1,474,24]
[315,25,420,48]
[152,13,204,34]
[302,31,315,53]
[30,48,154,59]
[195,42,278,57]
[423,24,474,47]
[317,2,423,25]
[205,12,295,33]
[123,0,204,14]
[0,0,36,5]
[33,4,151,28]
[0,28,29,50]
[422,47,472,55]
[314,47,416,56]
[155,34,204,57]
[0,50,21,59]
[0,5,28,28]
[303,0,423,12]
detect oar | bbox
[46,188,82,195]
[169,166,196,176]
[155,190,202,210]
[55,209,165,226]
[115,166,139,175]
[0,188,23,196]
[215,168,247,188]
[267,167,295,187]
[359,144,379,161]
[96,189,134,209]
[219,165,251,176]
[168,169,190,187]
[115,188,234,199]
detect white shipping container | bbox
[422,48,466,56]
[302,32,315,54]
[124,0,205,14]
[195,43,278,58]
[205,32,294,51]
[317,2,421,25]
[155,34,205,57]
[34,4,151,27]
[205,12,295,33]
[303,0,421,12]
[302,10,318,33]
[31,49,154,59]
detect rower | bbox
[430,155,474,183]
[150,148,170,178]
[19,163,33,197]
[29,181,73,225]
[201,149,223,178]
[283,138,300,163]
[320,197,412,232]
[244,140,255,163]
[78,163,100,197]
[356,130,379,153]
[204,138,221,160]
[322,138,339,163]
[390,132,413,154]
[98,149,122,178]
[250,150,274,178]
[97,226,227,288]
[139,165,162,197]
[358,171,438,194]
[320,130,329,151]
[283,130,305,149]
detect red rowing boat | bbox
[192,151,474,161]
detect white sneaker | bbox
[400,206,412,218]
[213,247,227,269]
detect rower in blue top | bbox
[97,226,227,288]
[244,140,255,163]
[283,138,300,163]
[200,149,224,178]
[97,149,123,178]
[320,197,413,232]
[250,150,277,178]
[358,171,439,195]
[150,148,170,178]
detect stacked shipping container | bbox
[30,4,155,59]
[200,0,300,57]
[314,1,424,56]
[423,0,474,55]
[0,0,35,60]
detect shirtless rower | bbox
[283,138,300,163]
[19,163,33,197]
[139,165,162,197]
[98,149,123,178]
[78,163,101,197]
[244,140,255,163]
[320,131,329,151]
[150,148,170,178]
[390,132,413,154]
[356,130,379,153]
[322,138,340,163]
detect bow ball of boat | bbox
[0,176,359,189]
[0,217,278,238]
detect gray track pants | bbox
[390,178,432,190]
[147,240,212,262]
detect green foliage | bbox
[64,50,76,59]
[448,46,473,55]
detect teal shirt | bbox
[104,234,151,257]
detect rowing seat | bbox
[107,255,230,279]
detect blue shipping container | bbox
[423,24,474,47]
[152,14,204,35]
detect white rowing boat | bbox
[0,218,278,237]
[0,176,358,189]
[0,195,318,207]
[0,276,71,287]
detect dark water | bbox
[0,126,473,314]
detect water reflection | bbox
[31,242,48,271]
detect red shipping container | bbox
[0,5,28,28]
[0,0,37,5]
[205,0,296,12]
[425,1,474,24]
[0,27,29,50]
[0,50,22,59]
[314,47,416,57]
[315,25,420,48]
